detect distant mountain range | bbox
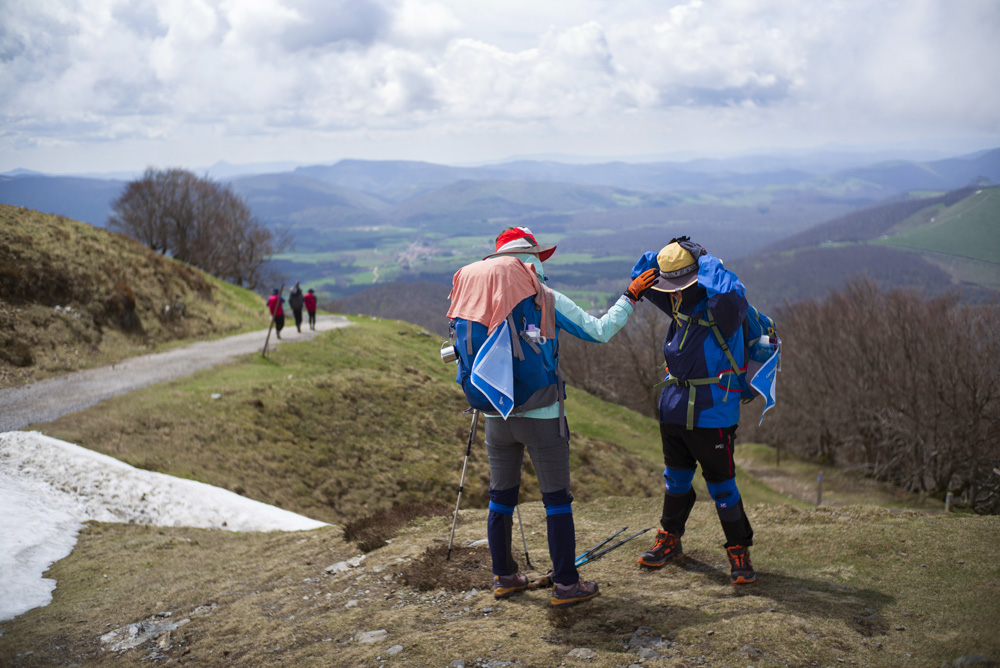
[3,148,998,228]
[2,148,997,316]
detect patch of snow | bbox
[0,431,327,622]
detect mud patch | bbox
[398,545,491,592]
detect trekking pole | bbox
[574,526,628,567]
[575,527,654,568]
[528,526,642,589]
[446,409,479,561]
[262,283,285,357]
[515,505,534,570]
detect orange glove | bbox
[625,268,659,301]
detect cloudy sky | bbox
[2,0,999,174]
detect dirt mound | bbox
[398,544,492,591]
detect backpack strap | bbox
[652,375,721,430]
[654,308,745,429]
[673,309,742,376]
[507,314,527,361]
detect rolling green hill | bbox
[879,187,1000,262]
[33,315,666,525]
[731,186,1000,309]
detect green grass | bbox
[36,317,665,524]
[735,443,943,511]
[879,188,1000,263]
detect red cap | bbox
[485,226,557,262]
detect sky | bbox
[0,430,328,622]
[2,0,999,175]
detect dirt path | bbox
[0,315,352,432]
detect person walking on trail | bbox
[630,237,756,584]
[267,288,285,339]
[449,226,659,607]
[288,282,305,333]
[304,288,318,330]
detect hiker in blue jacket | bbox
[632,237,756,584]
[480,226,658,606]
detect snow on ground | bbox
[0,431,328,622]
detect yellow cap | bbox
[652,242,698,292]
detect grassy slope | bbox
[31,316,666,524]
[2,274,997,665]
[0,205,266,388]
[879,187,1000,263]
[877,187,1000,290]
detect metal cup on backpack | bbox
[440,340,458,364]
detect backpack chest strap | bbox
[674,309,741,376]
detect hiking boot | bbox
[726,545,755,584]
[637,530,684,568]
[550,580,599,607]
[492,572,529,599]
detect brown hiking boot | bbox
[637,530,684,568]
[492,572,529,599]
[550,580,599,607]
[726,545,756,584]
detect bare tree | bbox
[562,276,1000,514]
[109,168,289,290]
[748,277,1000,513]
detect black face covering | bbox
[679,282,707,306]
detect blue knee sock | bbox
[543,489,577,585]
[488,486,519,576]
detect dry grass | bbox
[736,443,945,511]
[1,499,997,667]
[0,205,264,388]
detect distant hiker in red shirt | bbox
[303,288,318,330]
[267,289,285,339]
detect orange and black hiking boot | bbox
[637,529,684,568]
[726,545,756,584]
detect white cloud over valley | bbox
[1,0,998,172]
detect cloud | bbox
[1,0,998,172]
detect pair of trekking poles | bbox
[446,408,652,577]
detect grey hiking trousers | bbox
[484,416,571,493]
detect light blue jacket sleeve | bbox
[509,290,635,419]
[553,291,635,343]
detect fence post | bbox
[816,470,823,507]
[944,491,953,513]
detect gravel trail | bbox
[0,315,352,432]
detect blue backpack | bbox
[449,287,560,416]
[739,305,779,401]
[657,237,779,404]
